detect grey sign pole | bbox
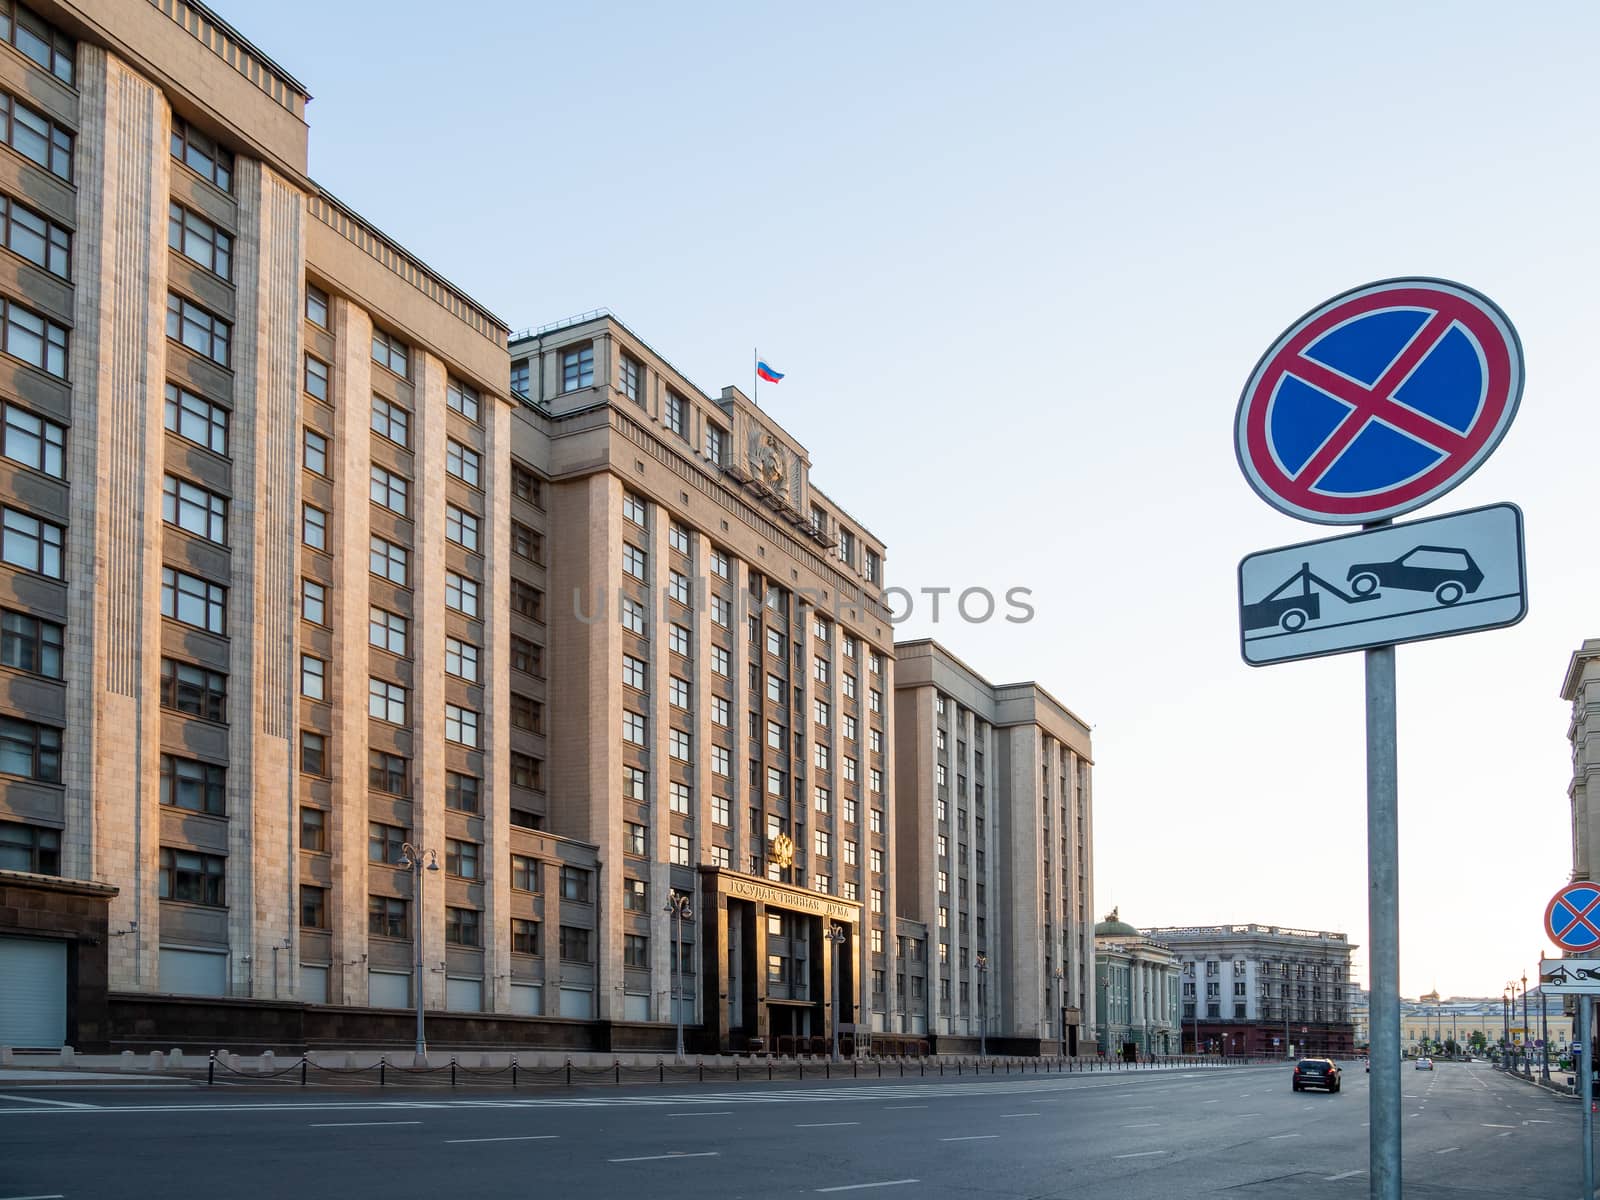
[1366,643,1401,1200]
[1582,999,1593,1198]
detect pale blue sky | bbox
[245,0,1600,996]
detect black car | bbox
[1346,546,1484,606]
[1293,1057,1341,1093]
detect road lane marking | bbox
[941,1135,998,1142]
[1202,1099,1221,1104]
[1436,1147,1459,1155]
[1121,1122,1162,1128]
[0,1194,66,1199]
[1237,1113,1261,1118]
[310,1121,422,1128]
[445,1134,559,1144]
[667,1112,733,1118]
[0,1094,97,1109]
[1325,1170,1362,1180]
[1268,1133,1301,1140]
[1001,1113,1040,1118]
[796,1121,861,1128]
[814,1183,921,1194]
[608,1152,721,1163]
[883,1105,927,1110]
[1114,1151,1165,1159]
[1482,1123,1516,1128]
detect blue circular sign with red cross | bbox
[1235,277,1523,524]
[1546,883,1600,953]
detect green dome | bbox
[1095,907,1139,937]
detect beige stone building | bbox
[1562,639,1600,883]
[892,638,1096,1054]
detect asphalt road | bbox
[0,1060,1582,1199]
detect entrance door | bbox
[0,936,66,1047]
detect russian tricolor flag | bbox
[756,360,784,383]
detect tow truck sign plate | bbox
[1238,502,1526,666]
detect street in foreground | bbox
[0,1061,1577,1199]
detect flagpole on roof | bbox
[753,347,758,407]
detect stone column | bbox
[66,46,170,991]
[481,394,512,1013]
[646,507,670,1021]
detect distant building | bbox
[1094,909,1181,1056]
[1142,923,1357,1057]
[1400,991,1571,1056]
[1562,639,1600,881]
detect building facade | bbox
[1094,909,1181,1056]
[1562,639,1600,884]
[893,638,1096,1055]
[1144,923,1357,1057]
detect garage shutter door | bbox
[159,948,227,996]
[509,983,542,1015]
[445,977,481,1013]
[369,970,410,1009]
[0,936,66,1048]
[299,964,329,1004]
[559,987,593,1019]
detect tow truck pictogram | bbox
[1241,562,1382,633]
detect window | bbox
[299,580,327,628]
[445,704,479,747]
[619,353,641,402]
[446,839,481,881]
[300,885,327,930]
[446,505,479,551]
[515,579,547,620]
[0,194,67,278]
[710,594,732,628]
[1,90,71,180]
[368,677,406,725]
[156,753,226,817]
[171,117,229,191]
[623,766,646,801]
[843,839,858,866]
[865,549,881,584]
[512,636,543,676]
[766,766,785,796]
[299,730,326,776]
[710,549,731,579]
[712,795,730,826]
[669,728,691,761]
[446,439,480,487]
[302,504,326,551]
[870,807,883,833]
[843,796,857,824]
[512,693,543,733]
[766,628,785,658]
[870,847,883,874]
[561,345,594,391]
[622,542,647,579]
[871,928,883,952]
[446,572,479,616]
[361,750,408,798]
[512,808,543,830]
[815,830,830,858]
[766,673,782,703]
[162,474,227,544]
[814,699,830,727]
[665,391,685,435]
[814,656,829,685]
[706,424,727,465]
[367,896,408,939]
[512,855,540,892]
[766,719,783,749]
[668,570,691,606]
[623,877,648,911]
[561,866,591,902]
[447,378,480,423]
[512,463,542,505]
[298,807,325,852]
[509,359,529,399]
[168,202,231,280]
[303,354,329,402]
[367,821,408,866]
[371,395,410,447]
[372,329,409,378]
[1,3,74,83]
[511,918,540,955]
[843,673,857,700]
[445,637,479,682]
[625,822,647,856]
[510,751,541,789]
[670,833,692,865]
[710,845,731,869]
[510,523,542,565]
[669,624,690,656]
[358,608,406,661]
[622,710,646,745]
[838,528,856,566]
[711,745,730,776]
[299,654,325,700]
[164,383,228,455]
[369,465,408,516]
[446,772,480,813]
[300,428,329,477]
[711,645,730,676]
[814,744,829,771]
[842,714,857,742]
[621,654,647,691]
[870,689,883,715]
[870,729,883,754]
[814,786,830,814]
[560,925,592,962]
[160,567,225,633]
[159,847,224,906]
[0,608,60,679]
[166,293,229,367]
[870,768,883,794]
[304,283,329,328]
[369,536,407,585]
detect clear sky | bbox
[242,0,1600,998]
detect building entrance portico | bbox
[700,868,861,1054]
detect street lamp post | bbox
[1053,966,1065,1056]
[1521,972,1530,1078]
[396,843,439,1066]
[1539,969,1550,1082]
[664,892,693,1062]
[975,952,989,1058]
[1501,985,1512,1067]
[825,922,848,1063]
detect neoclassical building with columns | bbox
[1094,910,1181,1056]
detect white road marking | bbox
[1268,1133,1301,1140]
[1325,1169,1362,1181]
[1237,1112,1261,1118]
[883,1105,927,1110]
[0,1194,66,1199]
[814,1183,921,1194]
[1001,1113,1040,1118]
[445,1135,560,1144]
[941,1135,998,1142]
[310,1120,422,1128]
[1121,1122,1162,1128]
[667,1111,733,1118]
[1202,1099,1221,1104]
[1114,1151,1165,1159]
[0,1094,96,1110]
[1482,1123,1516,1128]
[796,1121,861,1128]
[1436,1147,1459,1155]
[608,1152,721,1163]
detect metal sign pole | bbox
[1366,643,1401,1200]
[1583,999,1594,1199]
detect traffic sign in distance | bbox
[1547,884,1600,954]
[1237,502,1526,666]
[1235,277,1523,525]
[1541,958,1600,995]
